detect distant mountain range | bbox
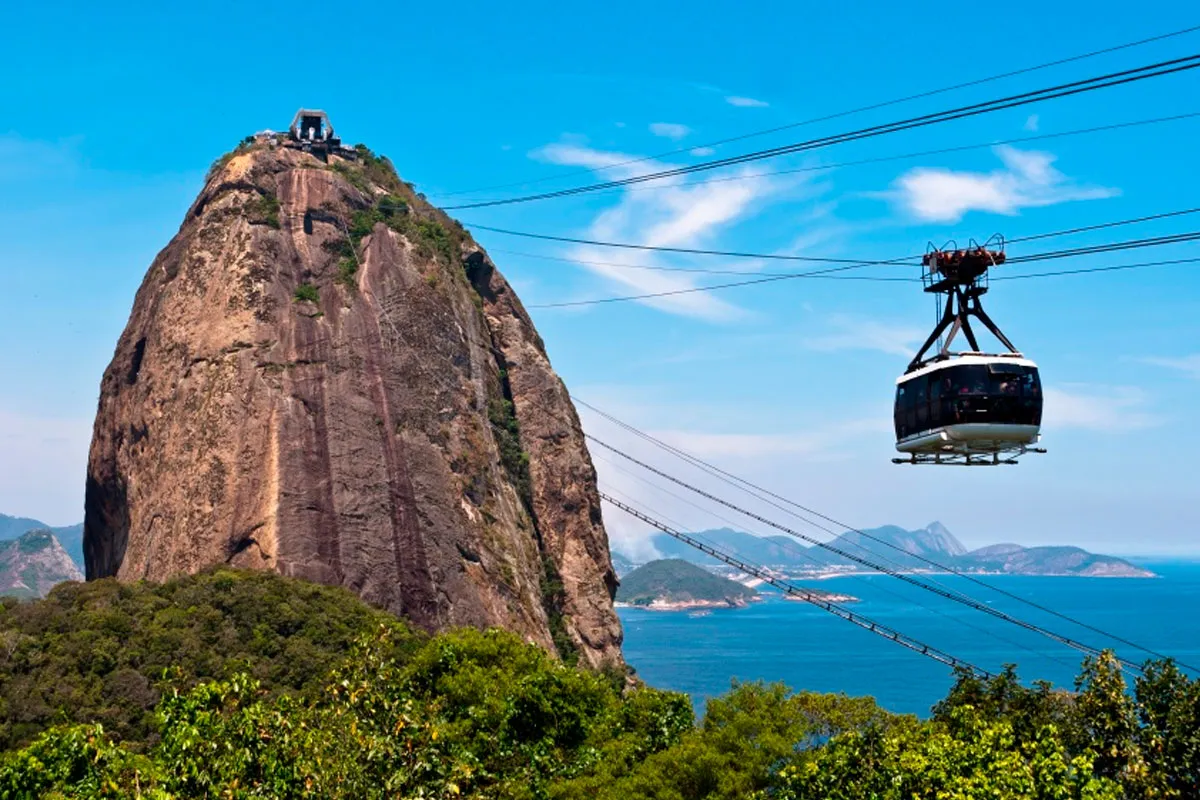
[638,522,1155,578]
[0,529,83,599]
[0,513,84,569]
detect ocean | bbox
[617,561,1200,717]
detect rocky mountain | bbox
[617,559,758,609]
[83,137,621,667]
[0,513,84,569]
[643,522,1153,577]
[0,530,83,598]
[956,544,1155,577]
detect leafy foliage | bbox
[292,283,319,304]
[244,193,280,229]
[2,566,1199,799]
[0,569,419,751]
[488,397,532,507]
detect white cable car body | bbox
[892,239,1046,466]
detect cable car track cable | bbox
[443,54,1200,209]
[596,455,1080,673]
[431,25,1200,199]
[461,111,1200,201]
[600,492,993,677]
[574,398,1200,672]
[523,231,1200,307]
[587,434,1146,672]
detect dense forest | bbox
[1,569,1197,798]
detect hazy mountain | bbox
[639,522,1153,578]
[617,559,758,608]
[0,530,83,599]
[957,544,1155,577]
[0,513,84,569]
[652,528,804,567]
[610,551,637,577]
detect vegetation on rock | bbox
[292,283,319,304]
[1,568,1198,798]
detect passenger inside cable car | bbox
[894,361,1042,442]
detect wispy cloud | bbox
[531,140,779,319]
[690,146,715,156]
[1043,385,1160,431]
[1140,354,1200,379]
[649,122,690,140]
[889,146,1118,223]
[726,95,769,108]
[1024,114,1039,132]
[804,314,926,357]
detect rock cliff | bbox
[84,141,622,667]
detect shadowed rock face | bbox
[84,144,622,667]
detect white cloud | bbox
[1024,114,1039,132]
[649,122,691,140]
[890,146,1118,223]
[804,315,926,357]
[1043,385,1160,431]
[1140,354,1200,379]
[532,141,779,320]
[690,146,715,156]
[726,96,769,108]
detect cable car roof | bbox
[896,353,1039,385]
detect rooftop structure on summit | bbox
[248,109,358,159]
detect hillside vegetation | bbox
[617,559,758,607]
[1,569,1198,798]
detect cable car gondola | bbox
[893,237,1045,466]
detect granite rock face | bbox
[84,143,622,667]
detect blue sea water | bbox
[617,561,1200,717]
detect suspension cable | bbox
[575,398,1199,673]
[601,492,992,677]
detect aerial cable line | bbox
[575,398,1200,672]
[474,209,1200,269]
[465,223,921,266]
[443,55,1200,209]
[475,111,1200,201]
[600,492,992,677]
[1005,231,1200,262]
[526,232,1200,308]
[1005,206,1200,245]
[597,454,1078,672]
[995,255,1200,281]
[588,434,1146,672]
[527,252,1200,309]
[491,248,919,279]
[431,24,1200,199]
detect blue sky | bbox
[1,1,1198,557]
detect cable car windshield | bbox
[895,362,1042,441]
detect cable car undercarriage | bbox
[893,237,1046,466]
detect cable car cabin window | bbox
[914,378,929,428]
[896,363,1042,440]
[894,385,909,439]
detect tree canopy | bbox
[2,568,1198,799]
